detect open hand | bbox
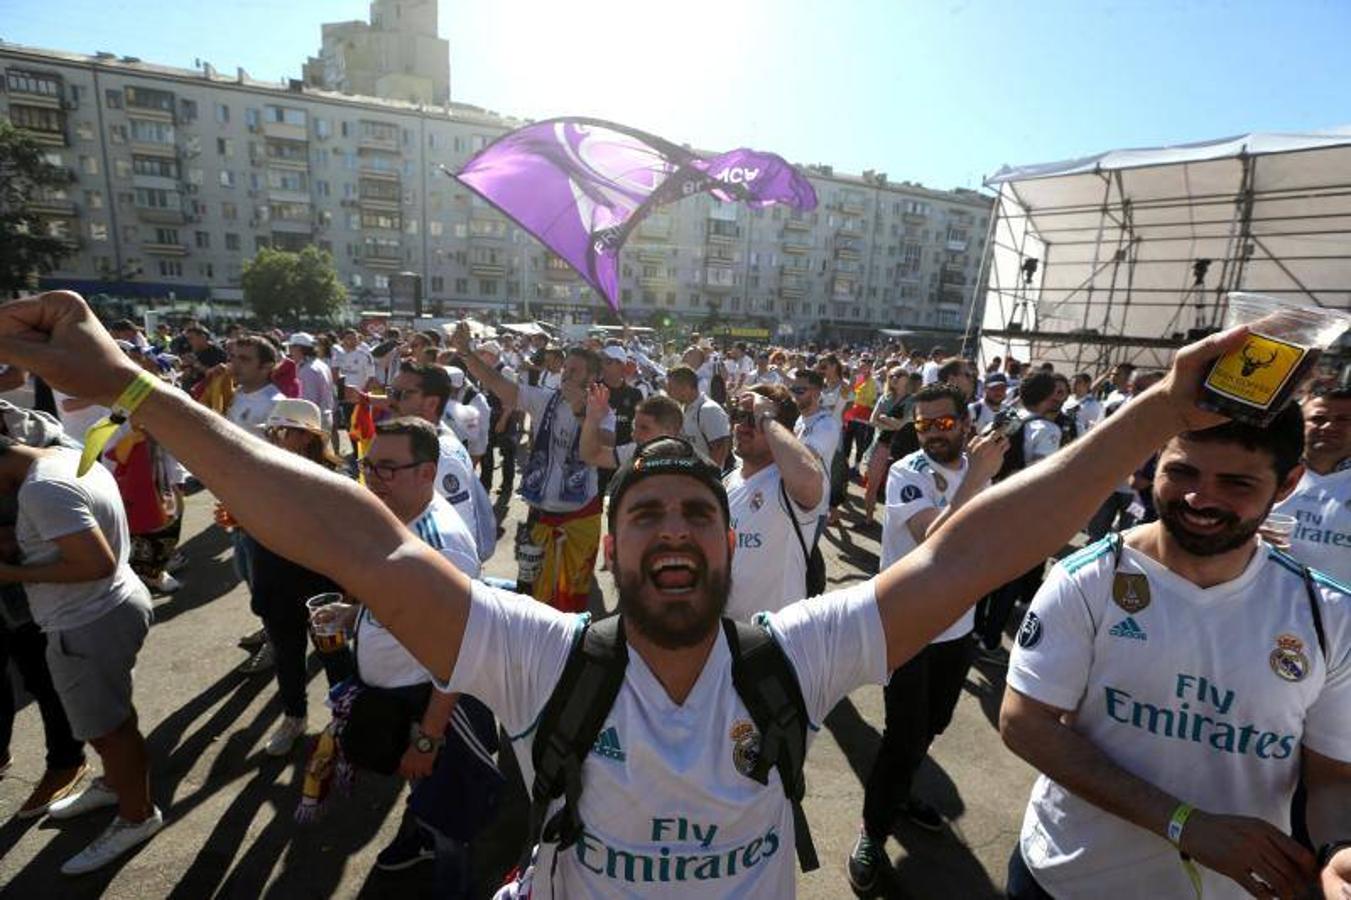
[1179,809,1316,899]
[1147,324,1252,433]
[586,382,611,420]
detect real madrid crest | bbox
[1269,633,1310,683]
[932,471,948,493]
[729,719,761,777]
[442,473,461,495]
[1112,573,1151,614]
[750,490,765,512]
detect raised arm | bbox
[749,393,823,510]
[874,328,1246,672]
[449,323,518,408]
[579,382,619,469]
[0,292,472,682]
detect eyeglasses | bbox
[386,387,421,401]
[914,415,960,434]
[789,386,809,396]
[729,408,756,427]
[358,458,426,480]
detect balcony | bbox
[546,261,577,281]
[471,261,506,278]
[134,205,185,225]
[358,194,401,213]
[262,121,308,142]
[834,244,861,261]
[639,274,671,290]
[129,140,177,159]
[270,218,313,234]
[903,212,928,224]
[940,267,967,287]
[142,241,188,256]
[839,201,866,217]
[364,252,402,270]
[268,187,311,205]
[28,193,76,216]
[7,87,62,109]
[358,130,400,153]
[783,214,811,232]
[706,222,740,244]
[938,287,965,306]
[704,268,736,291]
[12,121,66,147]
[638,216,672,240]
[833,259,863,275]
[837,222,864,239]
[358,164,400,182]
[781,237,811,255]
[946,238,968,253]
[779,279,806,298]
[637,249,665,265]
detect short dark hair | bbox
[912,382,968,418]
[1074,371,1093,387]
[185,325,211,339]
[792,368,824,389]
[398,361,452,418]
[667,366,698,390]
[746,383,800,429]
[566,346,602,378]
[1019,371,1058,407]
[1176,402,1305,482]
[233,334,277,366]
[635,394,684,434]
[937,359,968,383]
[374,416,441,465]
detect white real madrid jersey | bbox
[442,579,888,900]
[435,425,481,539]
[1273,465,1351,584]
[724,462,829,620]
[1008,536,1351,900]
[881,450,978,642]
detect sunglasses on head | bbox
[914,415,960,434]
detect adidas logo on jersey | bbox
[592,725,626,761]
[1109,617,1148,641]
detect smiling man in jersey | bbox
[723,384,827,620]
[1273,386,1351,584]
[9,291,1350,900]
[1000,402,1351,900]
[849,382,1009,894]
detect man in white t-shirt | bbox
[17,291,1343,900]
[1274,387,1351,584]
[791,368,841,467]
[968,372,1008,434]
[668,366,731,469]
[723,384,827,620]
[453,324,612,612]
[1001,403,1351,900]
[224,335,283,435]
[1063,371,1104,437]
[579,385,683,471]
[332,328,378,430]
[849,383,1009,892]
[286,333,335,433]
[386,362,487,559]
[920,346,946,386]
[442,366,491,463]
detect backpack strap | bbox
[778,478,812,575]
[523,614,628,871]
[1299,564,1328,662]
[722,618,819,872]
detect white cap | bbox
[288,332,316,348]
[444,365,467,389]
[478,340,503,356]
[601,345,628,362]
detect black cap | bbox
[605,437,729,532]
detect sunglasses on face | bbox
[914,415,960,434]
[359,458,425,480]
[386,387,421,401]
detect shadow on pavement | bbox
[150,525,241,625]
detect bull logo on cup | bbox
[1239,342,1279,377]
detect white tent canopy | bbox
[975,128,1351,374]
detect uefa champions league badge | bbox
[730,720,761,777]
[750,490,764,512]
[1269,634,1310,682]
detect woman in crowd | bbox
[863,367,917,520]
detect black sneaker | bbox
[374,822,434,872]
[902,798,945,832]
[846,831,888,896]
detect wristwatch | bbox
[1318,840,1351,868]
[411,728,443,754]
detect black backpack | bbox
[521,614,819,877]
[993,414,1065,483]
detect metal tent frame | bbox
[970,130,1351,374]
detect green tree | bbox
[0,119,76,294]
[241,245,347,323]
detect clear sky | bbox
[2,0,1348,191]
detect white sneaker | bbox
[145,572,182,594]
[47,776,118,820]
[265,716,307,757]
[166,552,188,574]
[61,807,163,875]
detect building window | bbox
[224,232,241,251]
[429,221,443,237]
[431,276,444,292]
[129,120,174,144]
[89,222,108,241]
[9,104,66,135]
[373,274,390,290]
[194,230,209,249]
[84,190,104,209]
[105,89,123,108]
[113,158,131,178]
[75,120,94,141]
[158,260,183,278]
[245,107,260,129]
[454,278,468,294]
[199,262,214,279]
[134,188,178,209]
[6,69,62,97]
[222,201,238,221]
[480,279,498,295]
[219,170,235,188]
[154,227,179,244]
[314,118,331,139]
[215,103,230,124]
[79,155,99,176]
[265,105,307,126]
[132,155,178,178]
[217,137,233,157]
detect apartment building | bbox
[1,40,991,340]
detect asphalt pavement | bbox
[0,474,1039,899]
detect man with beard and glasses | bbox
[1000,403,1351,900]
[848,383,1009,893]
[10,291,1350,900]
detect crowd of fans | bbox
[0,299,1348,899]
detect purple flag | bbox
[452,118,817,312]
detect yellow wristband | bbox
[1167,802,1194,847]
[77,371,158,476]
